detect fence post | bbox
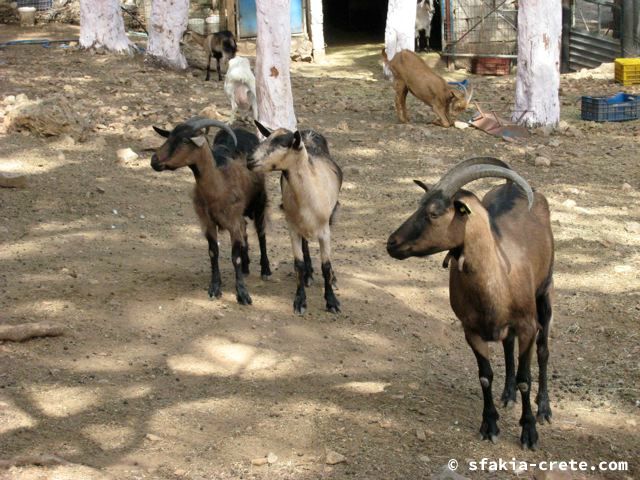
[561,0,571,72]
[622,0,637,56]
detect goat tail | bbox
[381,48,389,64]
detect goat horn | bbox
[465,85,474,106]
[185,117,237,147]
[432,157,511,191]
[439,164,534,209]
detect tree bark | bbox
[79,0,132,53]
[383,0,416,78]
[255,0,297,131]
[309,0,326,62]
[146,0,189,69]
[513,0,561,127]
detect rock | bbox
[251,457,268,466]
[538,125,554,137]
[145,433,162,442]
[416,428,426,441]
[418,455,430,463]
[57,152,65,162]
[535,156,551,167]
[3,95,16,105]
[431,465,470,480]
[548,138,561,147]
[117,148,139,163]
[337,120,349,131]
[562,199,576,208]
[267,452,278,464]
[453,121,469,129]
[625,222,640,234]
[343,165,361,175]
[199,105,222,121]
[614,265,633,273]
[557,120,570,131]
[622,182,633,192]
[325,450,347,465]
[0,172,27,189]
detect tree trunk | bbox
[383,0,416,78]
[146,0,189,69]
[255,0,297,131]
[513,0,561,127]
[79,0,132,53]
[308,0,326,62]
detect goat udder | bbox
[234,85,250,109]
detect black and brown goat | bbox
[250,121,343,315]
[182,30,237,81]
[151,117,271,305]
[387,158,554,449]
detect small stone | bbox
[173,469,187,476]
[251,457,268,466]
[121,105,129,111]
[267,452,278,464]
[548,138,561,147]
[614,265,632,273]
[625,222,640,234]
[535,156,551,167]
[96,186,106,194]
[3,95,16,105]
[57,152,65,161]
[416,428,426,441]
[337,120,349,131]
[325,450,347,465]
[562,199,576,208]
[622,182,633,191]
[0,173,28,189]
[116,147,139,163]
[343,165,361,175]
[418,455,430,463]
[145,433,162,442]
[454,121,469,129]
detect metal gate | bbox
[569,0,622,71]
[441,0,518,58]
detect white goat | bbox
[415,0,434,51]
[224,56,258,124]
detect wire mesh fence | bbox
[571,0,621,38]
[16,0,53,11]
[442,0,518,57]
[130,0,224,34]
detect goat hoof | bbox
[208,285,222,299]
[261,274,271,281]
[520,424,538,450]
[293,300,307,315]
[236,291,252,305]
[304,276,314,287]
[479,417,500,442]
[504,399,516,409]
[536,407,552,424]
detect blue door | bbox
[238,0,304,38]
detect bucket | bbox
[205,15,220,34]
[18,7,36,27]
[187,18,205,35]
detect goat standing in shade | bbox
[387,158,554,449]
[415,0,434,51]
[182,30,237,81]
[250,121,342,314]
[151,117,271,305]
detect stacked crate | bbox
[615,58,640,86]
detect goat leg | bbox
[291,232,307,314]
[466,332,500,443]
[241,228,250,275]
[205,54,212,81]
[500,330,517,407]
[216,55,223,81]
[231,238,252,305]
[319,228,340,313]
[302,238,314,286]
[206,232,222,299]
[535,286,553,423]
[393,80,409,123]
[516,328,538,450]
[253,193,272,280]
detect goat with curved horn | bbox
[387,159,555,450]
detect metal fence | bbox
[442,0,518,58]
[16,0,53,10]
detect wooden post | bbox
[622,0,637,56]
[561,0,571,73]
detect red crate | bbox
[472,57,511,76]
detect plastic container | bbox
[471,57,511,76]
[581,92,640,122]
[18,6,36,27]
[187,18,205,35]
[615,58,640,86]
[205,14,220,34]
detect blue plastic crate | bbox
[581,92,640,122]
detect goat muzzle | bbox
[150,154,165,172]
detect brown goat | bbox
[387,158,554,450]
[151,117,271,305]
[382,49,472,127]
[183,30,237,81]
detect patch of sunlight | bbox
[48,356,133,373]
[0,397,37,434]
[29,385,99,418]
[30,220,98,235]
[0,152,67,174]
[335,381,390,394]
[558,400,638,431]
[83,423,135,451]
[343,329,394,349]
[167,337,304,378]
[119,383,153,400]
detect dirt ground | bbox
[1,24,639,480]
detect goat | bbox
[415,0,434,51]
[250,121,342,315]
[182,30,237,81]
[387,158,554,450]
[381,49,473,127]
[151,117,271,305]
[224,56,258,124]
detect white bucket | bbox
[18,7,36,27]
[188,18,205,35]
[205,14,220,34]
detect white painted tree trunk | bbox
[79,0,132,53]
[255,0,297,131]
[308,0,326,62]
[146,0,189,70]
[383,0,416,78]
[513,0,561,127]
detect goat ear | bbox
[254,120,272,138]
[153,126,170,138]
[190,136,207,147]
[454,199,472,216]
[292,131,302,150]
[413,179,430,192]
